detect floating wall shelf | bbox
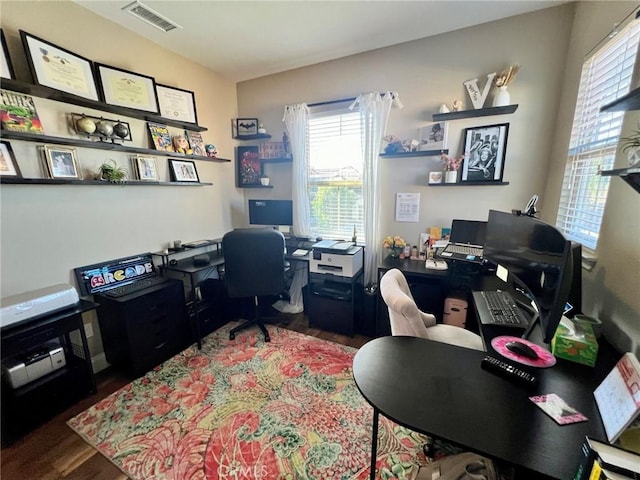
[599,87,640,113]
[380,149,448,158]
[428,181,510,187]
[432,105,518,122]
[233,134,272,140]
[0,178,212,186]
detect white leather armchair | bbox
[380,268,484,351]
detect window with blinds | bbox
[307,108,365,241]
[556,13,640,250]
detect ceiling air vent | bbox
[122,1,182,33]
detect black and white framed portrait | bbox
[461,123,509,182]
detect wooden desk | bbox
[353,336,620,479]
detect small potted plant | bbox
[96,159,128,183]
[620,124,640,166]
[260,173,270,186]
[442,153,464,183]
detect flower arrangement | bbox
[442,153,464,172]
[494,65,520,87]
[383,235,406,257]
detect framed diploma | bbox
[1,29,15,79]
[95,63,159,113]
[156,84,198,124]
[20,30,99,100]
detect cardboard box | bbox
[551,317,599,367]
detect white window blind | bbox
[556,14,640,250]
[307,108,365,241]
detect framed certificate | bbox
[0,29,15,79]
[156,84,198,124]
[95,63,159,113]
[20,30,99,101]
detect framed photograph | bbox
[43,145,81,179]
[95,63,159,113]
[461,123,509,182]
[236,145,261,186]
[0,141,21,177]
[1,29,15,79]
[20,30,99,101]
[236,118,258,136]
[134,155,159,181]
[156,84,198,124]
[419,121,448,151]
[168,158,199,182]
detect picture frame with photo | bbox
[0,141,21,177]
[156,84,198,124]
[461,123,509,183]
[134,154,159,181]
[43,145,81,179]
[20,30,99,101]
[95,63,159,113]
[168,158,199,183]
[235,118,259,137]
[0,29,15,79]
[419,121,448,151]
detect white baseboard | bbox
[91,353,110,373]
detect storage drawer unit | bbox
[94,279,189,377]
[307,271,363,336]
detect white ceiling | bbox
[75,0,567,82]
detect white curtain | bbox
[273,103,311,314]
[350,92,402,286]
[282,103,311,238]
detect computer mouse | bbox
[505,341,539,360]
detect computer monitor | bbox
[248,199,293,227]
[484,210,573,344]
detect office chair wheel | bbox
[229,332,235,340]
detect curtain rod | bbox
[307,92,398,108]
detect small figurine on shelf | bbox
[451,100,463,111]
[172,135,192,154]
[383,135,403,154]
[258,123,267,134]
[205,144,218,157]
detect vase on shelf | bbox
[492,86,511,107]
[445,171,458,183]
[388,247,402,258]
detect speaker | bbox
[566,242,582,317]
[193,254,210,266]
[443,297,468,328]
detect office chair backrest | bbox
[222,228,286,298]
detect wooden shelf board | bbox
[1,130,231,163]
[599,87,640,113]
[0,78,208,132]
[260,157,293,163]
[0,178,213,186]
[428,181,510,186]
[432,104,518,121]
[233,134,272,140]
[237,184,274,188]
[380,149,448,158]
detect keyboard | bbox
[472,290,529,326]
[103,277,168,298]
[445,244,483,256]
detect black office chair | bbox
[222,228,287,342]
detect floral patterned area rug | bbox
[67,323,434,480]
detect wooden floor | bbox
[0,315,371,480]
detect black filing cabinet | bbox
[94,279,190,377]
[307,270,363,336]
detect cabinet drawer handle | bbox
[154,342,167,350]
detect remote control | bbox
[481,355,538,387]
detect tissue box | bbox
[551,317,599,367]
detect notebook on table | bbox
[437,219,487,264]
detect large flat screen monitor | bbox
[248,199,293,227]
[484,210,573,344]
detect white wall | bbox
[237,3,640,355]
[0,2,241,365]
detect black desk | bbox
[353,336,620,479]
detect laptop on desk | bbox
[437,219,487,264]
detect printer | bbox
[2,340,66,389]
[310,241,363,278]
[0,284,79,330]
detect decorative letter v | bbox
[463,72,497,109]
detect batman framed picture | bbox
[235,118,258,137]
